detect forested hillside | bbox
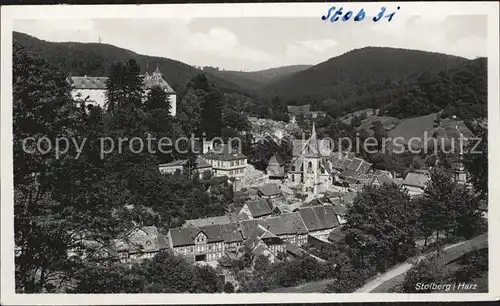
[13,31,252,96]
[259,47,469,114]
[208,65,312,90]
[384,57,487,120]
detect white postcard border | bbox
[2,2,499,304]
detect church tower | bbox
[454,125,467,185]
[303,121,322,195]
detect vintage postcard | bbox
[1,1,499,304]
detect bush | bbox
[324,264,377,293]
[402,255,451,293]
[223,282,235,293]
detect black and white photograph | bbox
[1,2,499,304]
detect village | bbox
[64,67,482,291]
[70,68,476,290]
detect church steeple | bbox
[153,66,161,76]
[454,124,467,184]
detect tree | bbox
[450,186,486,239]
[223,282,235,293]
[13,44,128,293]
[465,127,487,199]
[343,183,418,271]
[419,168,456,243]
[144,86,171,113]
[223,110,251,132]
[72,251,222,293]
[177,90,202,136]
[105,59,144,111]
[200,90,224,138]
[403,255,451,293]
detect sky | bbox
[14,15,487,71]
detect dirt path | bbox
[271,233,487,293]
[356,233,487,293]
[355,241,466,293]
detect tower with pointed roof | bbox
[288,121,332,195]
[454,125,467,185]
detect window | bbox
[292,165,296,171]
[308,161,312,168]
[231,161,234,167]
[292,175,295,182]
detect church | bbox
[69,67,177,115]
[287,123,334,194]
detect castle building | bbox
[69,67,177,115]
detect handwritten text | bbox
[322,6,400,23]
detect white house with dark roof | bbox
[113,226,169,263]
[201,144,247,190]
[69,76,107,109]
[167,224,225,262]
[69,67,177,115]
[158,156,212,179]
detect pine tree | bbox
[419,168,455,243]
[144,86,171,113]
[105,59,144,112]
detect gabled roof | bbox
[331,203,347,215]
[328,226,345,243]
[70,72,176,93]
[304,123,322,158]
[143,69,176,94]
[169,224,224,247]
[258,212,308,236]
[268,153,285,166]
[220,222,244,243]
[356,160,372,174]
[69,76,107,89]
[114,226,168,254]
[239,219,259,240]
[203,144,247,161]
[298,205,340,232]
[258,183,282,197]
[286,243,307,257]
[168,227,199,247]
[184,215,231,227]
[402,172,430,189]
[245,198,273,218]
[202,224,225,243]
[347,158,363,172]
[159,156,211,170]
[328,197,342,205]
